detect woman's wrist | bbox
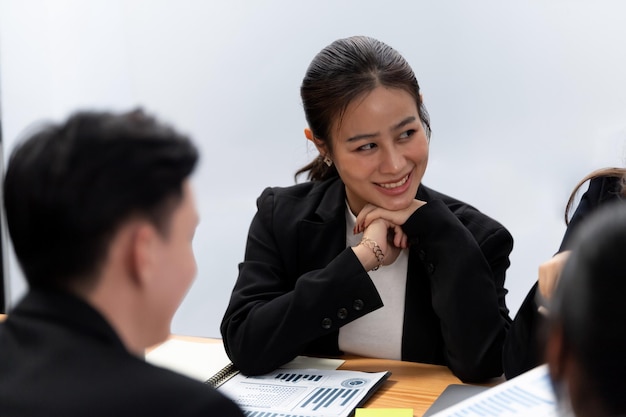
[352,237,385,271]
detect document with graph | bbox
[217,368,391,417]
[429,365,558,417]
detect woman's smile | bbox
[376,171,411,189]
[375,171,413,195]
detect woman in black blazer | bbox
[503,168,626,379]
[221,36,513,383]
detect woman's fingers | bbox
[538,250,571,299]
[354,204,378,234]
[392,224,407,248]
[354,200,427,234]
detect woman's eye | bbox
[357,143,377,151]
[399,129,416,139]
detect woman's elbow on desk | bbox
[448,342,506,383]
[221,321,296,376]
[444,325,508,383]
[224,341,297,376]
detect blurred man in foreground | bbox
[0,110,243,417]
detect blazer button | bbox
[321,318,332,329]
[427,263,435,274]
[353,299,364,311]
[418,249,426,261]
[337,308,348,320]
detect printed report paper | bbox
[218,368,390,417]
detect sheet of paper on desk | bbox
[218,368,390,417]
[145,339,345,382]
[430,365,558,417]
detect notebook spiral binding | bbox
[205,362,240,388]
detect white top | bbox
[337,203,408,360]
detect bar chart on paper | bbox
[276,372,324,383]
[430,365,558,417]
[218,368,390,417]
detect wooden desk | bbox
[340,356,461,414]
[165,335,465,416]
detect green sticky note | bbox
[354,408,413,417]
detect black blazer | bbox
[0,290,243,417]
[221,177,513,382]
[502,175,623,379]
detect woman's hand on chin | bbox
[353,200,426,235]
[353,200,426,267]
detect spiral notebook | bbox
[146,339,347,386]
[206,361,239,387]
[146,339,236,385]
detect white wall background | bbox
[1,0,625,338]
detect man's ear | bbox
[130,222,158,287]
[304,128,328,155]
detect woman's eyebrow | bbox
[392,116,417,131]
[346,131,379,143]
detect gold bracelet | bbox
[360,237,384,271]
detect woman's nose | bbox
[379,147,404,174]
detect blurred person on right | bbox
[504,168,626,378]
[545,202,626,417]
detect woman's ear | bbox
[304,128,328,155]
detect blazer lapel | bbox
[297,178,347,274]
